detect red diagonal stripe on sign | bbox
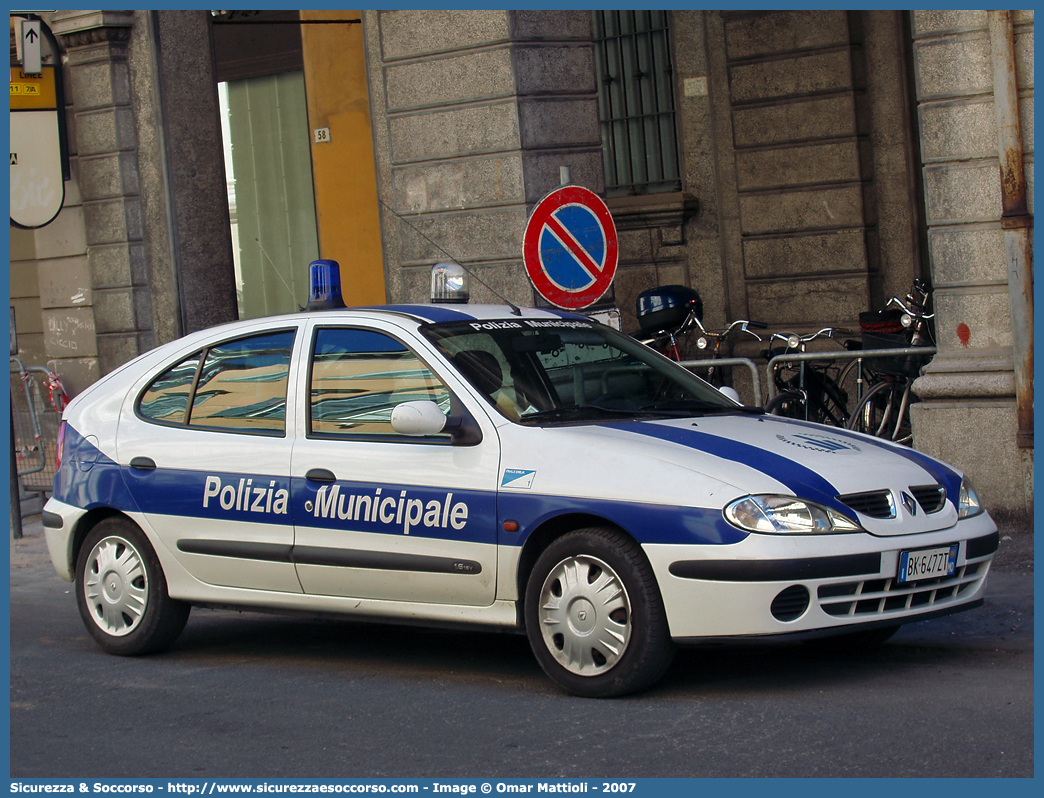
[545,212,604,279]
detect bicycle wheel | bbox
[847,379,913,443]
[765,390,807,418]
[804,366,850,426]
[767,368,848,426]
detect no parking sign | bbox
[523,185,618,310]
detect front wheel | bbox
[75,517,190,655]
[524,527,674,698]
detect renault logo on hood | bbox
[902,492,918,515]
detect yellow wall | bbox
[300,10,386,305]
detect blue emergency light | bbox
[306,259,347,310]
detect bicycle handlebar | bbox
[886,295,935,320]
[769,327,853,349]
[695,318,766,341]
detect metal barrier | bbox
[765,346,938,401]
[679,357,762,407]
[10,357,62,496]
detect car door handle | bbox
[129,456,156,471]
[305,468,337,483]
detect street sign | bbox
[523,185,618,310]
[21,19,42,75]
[10,65,65,229]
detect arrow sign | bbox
[21,20,42,75]
[523,185,618,310]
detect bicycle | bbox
[844,279,935,444]
[633,288,766,403]
[633,284,705,362]
[763,328,855,426]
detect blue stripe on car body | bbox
[55,423,744,548]
[54,426,141,513]
[756,415,963,508]
[608,420,850,515]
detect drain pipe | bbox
[988,11,1034,448]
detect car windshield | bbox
[421,318,753,425]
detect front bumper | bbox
[644,511,997,640]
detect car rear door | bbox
[289,320,501,606]
[118,323,304,593]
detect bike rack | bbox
[10,357,64,494]
[678,357,762,407]
[765,346,938,400]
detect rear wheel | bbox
[76,517,190,655]
[524,527,674,698]
[847,379,914,443]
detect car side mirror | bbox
[391,400,447,435]
[390,398,482,446]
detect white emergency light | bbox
[430,263,469,304]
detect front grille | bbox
[817,561,987,618]
[838,490,895,519]
[910,484,946,514]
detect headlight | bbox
[958,477,983,518]
[724,495,862,534]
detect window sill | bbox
[606,191,699,232]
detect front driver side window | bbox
[309,328,449,438]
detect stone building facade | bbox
[9,9,1033,518]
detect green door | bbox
[222,71,319,319]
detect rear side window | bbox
[138,329,296,434]
[309,327,449,437]
[139,355,200,425]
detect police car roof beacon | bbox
[378,197,522,315]
[430,263,469,304]
[305,259,347,311]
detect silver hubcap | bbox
[538,554,631,676]
[84,535,148,637]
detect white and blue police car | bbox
[43,302,997,697]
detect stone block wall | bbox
[701,10,925,334]
[908,10,1034,517]
[365,10,602,306]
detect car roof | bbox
[184,304,591,335]
[318,304,590,325]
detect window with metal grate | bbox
[593,10,681,197]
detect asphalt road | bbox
[9,516,1034,779]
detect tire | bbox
[75,517,190,656]
[765,390,806,418]
[524,527,674,698]
[847,379,913,443]
[809,368,850,427]
[768,370,849,426]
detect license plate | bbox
[898,544,959,584]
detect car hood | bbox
[498,413,963,537]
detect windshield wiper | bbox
[518,404,649,424]
[639,399,764,415]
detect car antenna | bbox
[256,238,304,311]
[378,198,522,316]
